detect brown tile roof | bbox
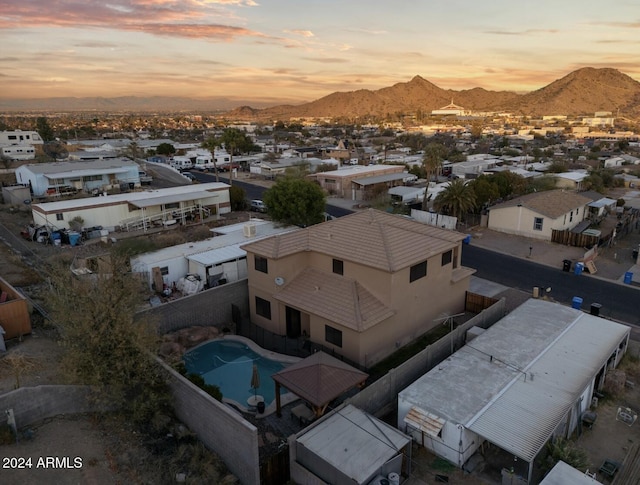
[274,268,395,331]
[241,209,464,272]
[489,190,592,219]
[272,351,368,407]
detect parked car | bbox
[182,171,197,181]
[250,199,267,213]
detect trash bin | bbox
[633,249,639,262]
[562,259,572,272]
[624,272,633,284]
[257,401,265,414]
[572,296,583,310]
[590,303,602,316]
[574,262,584,276]
[463,234,472,245]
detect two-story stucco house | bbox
[487,190,592,240]
[241,209,476,368]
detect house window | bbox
[333,258,344,275]
[534,217,543,231]
[254,256,268,274]
[570,210,573,223]
[410,261,427,282]
[442,250,452,266]
[160,267,169,276]
[325,325,342,348]
[56,213,64,221]
[255,297,271,320]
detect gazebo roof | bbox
[272,351,368,408]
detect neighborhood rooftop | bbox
[489,190,593,219]
[30,182,229,211]
[241,209,465,272]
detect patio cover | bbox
[272,351,368,418]
[43,168,130,178]
[128,190,216,208]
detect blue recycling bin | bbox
[574,262,584,276]
[572,296,583,310]
[463,234,472,245]
[624,272,633,284]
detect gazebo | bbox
[272,351,368,420]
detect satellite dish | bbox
[274,276,285,286]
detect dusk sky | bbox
[2,0,639,105]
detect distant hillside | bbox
[228,67,640,120]
[512,68,640,116]
[0,96,279,113]
[3,67,639,118]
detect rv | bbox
[0,130,44,145]
[170,156,193,170]
[194,155,214,171]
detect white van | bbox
[170,156,193,170]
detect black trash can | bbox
[633,249,639,262]
[590,303,602,316]
[562,259,572,272]
[257,401,265,414]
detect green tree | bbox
[156,142,176,156]
[229,185,247,211]
[36,116,55,142]
[48,252,171,427]
[263,177,326,227]
[491,171,528,198]
[433,179,477,222]
[468,176,500,210]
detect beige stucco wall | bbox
[488,205,586,240]
[555,177,582,190]
[246,243,469,367]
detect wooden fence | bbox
[551,229,600,248]
[465,291,499,314]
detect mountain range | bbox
[230,68,640,120]
[1,68,638,119]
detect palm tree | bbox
[434,178,477,223]
[201,136,220,182]
[421,142,447,210]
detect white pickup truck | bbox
[138,171,153,185]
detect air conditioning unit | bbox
[243,223,257,237]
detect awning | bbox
[44,168,131,178]
[187,244,246,266]
[403,406,445,438]
[129,190,218,208]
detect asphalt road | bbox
[193,172,354,218]
[462,244,640,327]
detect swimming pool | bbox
[183,337,295,409]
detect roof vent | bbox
[243,223,257,238]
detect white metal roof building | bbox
[30,182,230,232]
[131,220,298,290]
[398,299,630,483]
[15,158,140,196]
[291,404,411,485]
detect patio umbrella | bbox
[250,364,260,398]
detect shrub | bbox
[0,424,15,445]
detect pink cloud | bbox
[0,0,267,40]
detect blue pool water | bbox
[183,339,289,406]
